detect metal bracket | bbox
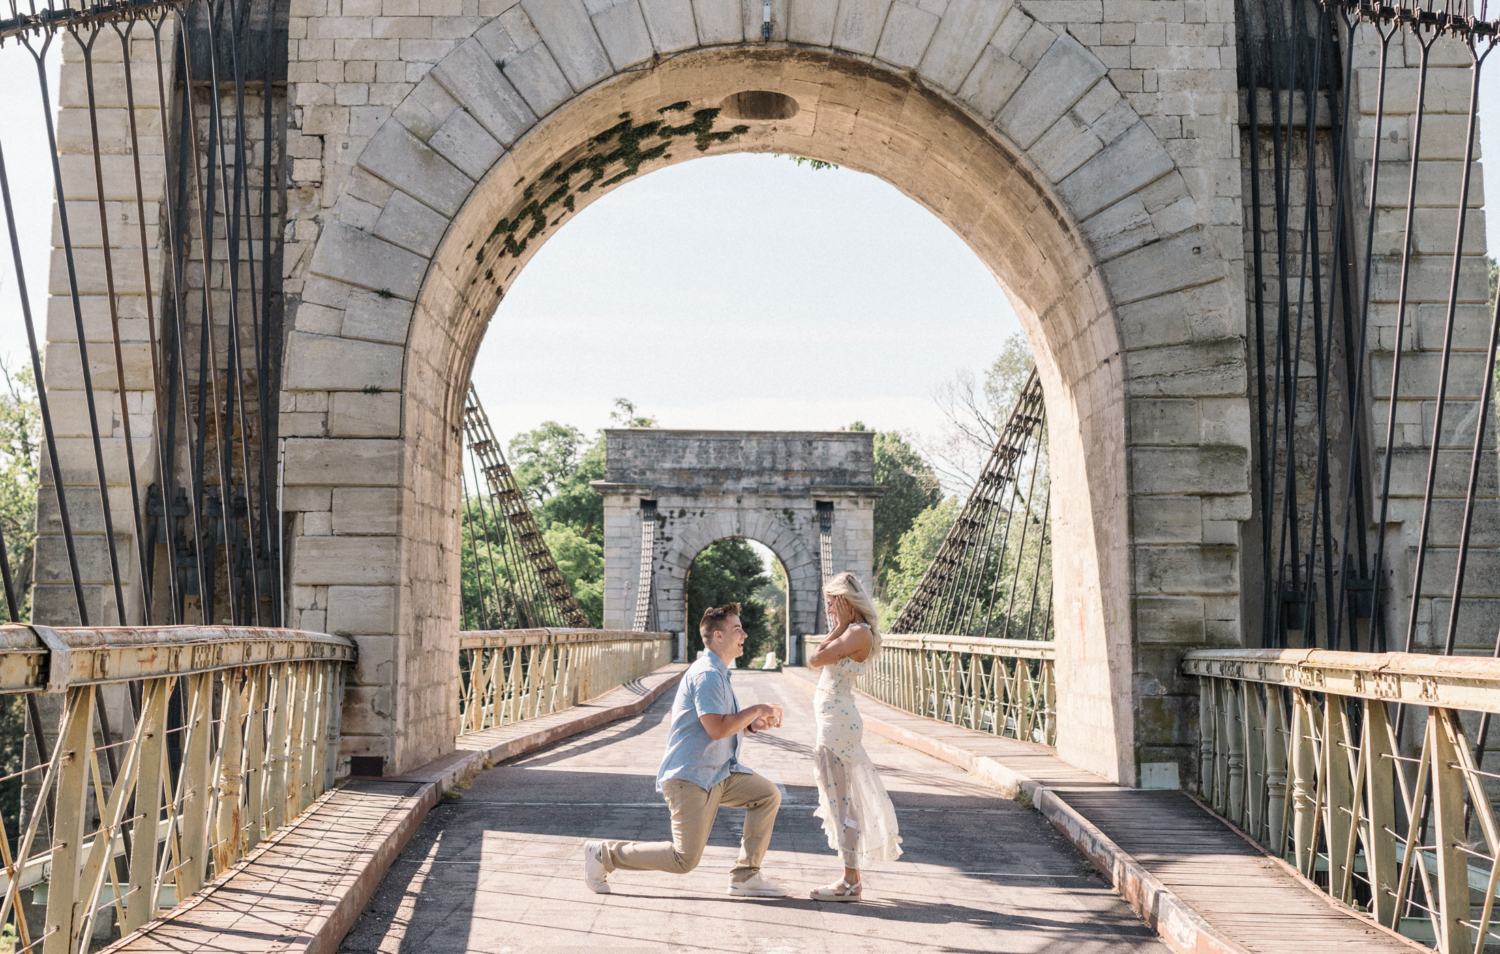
[31,625,71,693]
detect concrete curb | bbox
[784,672,1250,954]
[107,664,686,954]
[300,779,441,954]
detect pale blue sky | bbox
[5,50,1500,451]
[469,153,1020,446]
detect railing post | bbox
[266,662,290,832]
[297,661,320,812]
[325,659,347,791]
[1042,657,1055,745]
[1322,698,1355,903]
[214,669,247,874]
[966,655,980,730]
[1429,708,1471,954]
[1243,683,1266,841]
[284,663,307,819]
[1223,680,1245,823]
[1290,690,1318,875]
[1265,688,1288,856]
[1199,677,1216,801]
[43,688,92,954]
[178,670,214,897]
[301,663,325,805]
[125,678,168,933]
[245,667,267,851]
[911,643,921,715]
[1363,699,1399,927]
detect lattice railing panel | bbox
[457,629,671,736]
[801,633,1055,745]
[0,625,351,954]
[1187,649,1500,953]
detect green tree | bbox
[0,363,37,852]
[686,539,775,662]
[461,398,663,630]
[545,523,604,624]
[458,501,528,629]
[878,497,958,622]
[0,364,38,621]
[846,424,941,597]
[535,440,606,541]
[508,422,587,510]
[926,333,1041,490]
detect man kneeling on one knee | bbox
[584,603,789,898]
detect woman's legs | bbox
[812,747,865,898]
[840,824,862,884]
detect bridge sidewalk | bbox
[104,664,687,954]
[786,666,1422,954]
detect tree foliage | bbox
[509,422,589,510]
[921,333,1040,492]
[867,427,941,597]
[878,497,958,622]
[686,538,776,663]
[0,363,36,853]
[0,364,38,621]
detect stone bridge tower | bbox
[594,429,878,649]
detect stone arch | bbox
[594,428,877,644]
[281,0,1248,785]
[663,525,820,651]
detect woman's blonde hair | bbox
[825,572,882,657]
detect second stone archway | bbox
[594,429,878,653]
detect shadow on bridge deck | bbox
[339,670,1166,953]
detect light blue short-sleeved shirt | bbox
[655,651,754,793]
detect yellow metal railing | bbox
[457,629,672,735]
[1185,648,1500,953]
[800,633,1055,745]
[0,624,354,954]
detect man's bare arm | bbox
[699,704,772,741]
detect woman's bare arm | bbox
[809,624,872,669]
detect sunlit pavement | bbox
[340,670,1166,954]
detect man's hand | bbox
[748,716,770,733]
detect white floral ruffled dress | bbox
[812,655,903,869]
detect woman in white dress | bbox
[807,572,902,901]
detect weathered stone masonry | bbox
[594,428,878,644]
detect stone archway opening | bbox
[682,537,792,666]
[311,46,1134,778]
[287,25,1243,785]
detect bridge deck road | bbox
[340,669,1167,954]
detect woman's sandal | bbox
[809,879,863,902]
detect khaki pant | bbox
[601,772,781,883]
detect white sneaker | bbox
[727,873,790,898]
[582,840,610,894]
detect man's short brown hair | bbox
[699,603,742,640]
